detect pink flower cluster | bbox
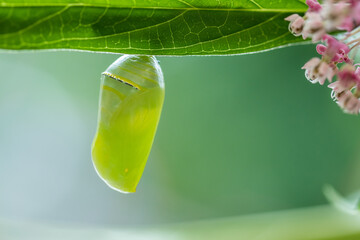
[286,0,360,114]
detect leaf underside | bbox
[0,0,307,55]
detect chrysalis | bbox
[92,55,165,193]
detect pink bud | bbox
[339,16,354,31]
[306,0,322,12]
[353,1,360,24]
[316,44,327,55]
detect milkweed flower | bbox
[321,35,350,62]
[322,0,352,31]
[333,90,360,114]
[285,14,305,37]
[329,65,357,92]
[302,57,334,85]
[285,0,360,115]
[303,12,327,41]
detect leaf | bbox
[0,0,308,55]
[2,206,360,239]
[324,185,360,215]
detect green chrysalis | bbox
[91,55,165,193]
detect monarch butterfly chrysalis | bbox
[91,55,165,193]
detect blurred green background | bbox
[1,44,360,228]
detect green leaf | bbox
[0,0,308,55]
[2,206,360,239]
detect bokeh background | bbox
[1,44,360,228]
